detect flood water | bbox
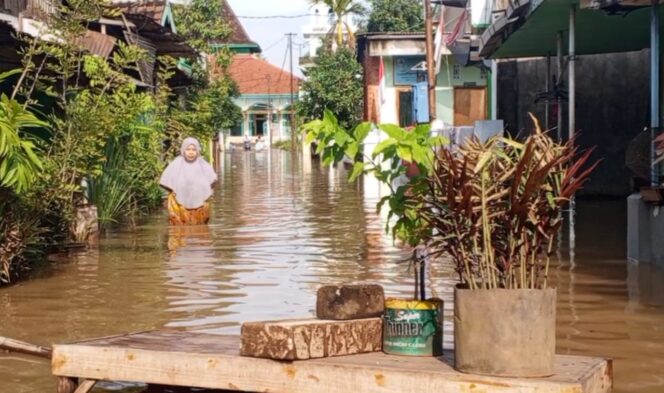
[1,149,664,393]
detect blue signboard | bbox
[394,56,427,86]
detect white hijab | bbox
[160,137,217,209]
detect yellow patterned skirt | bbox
[167,193,210,226]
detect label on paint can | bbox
[383,299,443,356]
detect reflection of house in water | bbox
[211,0,301,145]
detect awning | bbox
[480,0,660,59]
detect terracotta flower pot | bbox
[454,287,557,377]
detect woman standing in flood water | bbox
[160,137,217,225]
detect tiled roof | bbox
[113,1,166,23]
[228,54,300,95]
[215,0,258,48]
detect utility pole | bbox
[266,74,272,146]
[424,0,436,120]
[287,33,296,151]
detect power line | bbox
[261,36,287,52]
[235,13,314,19]
[275,43,290,83]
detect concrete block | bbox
[240,318,382,360]
[316,284,385,320]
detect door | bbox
[397,89,414,128]
[454,87,487,126]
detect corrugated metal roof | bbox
[75,30,117,58]
[113,1,165,23]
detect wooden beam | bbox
[74,379,96,393]
[0,336,52,359]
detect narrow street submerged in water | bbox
[1,150,664,393]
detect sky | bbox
[226,0,313,77]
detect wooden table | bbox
[52,330,612,393]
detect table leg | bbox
[56,377,77,393]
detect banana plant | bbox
[0,70,48,195]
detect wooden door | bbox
[395,88,414,128]
[454,87,487,126]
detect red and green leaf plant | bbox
[416,115,599,289]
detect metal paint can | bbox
[382,298,443,356]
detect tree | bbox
[367,0,424,33]
[172,0,231,53]
[309,0,366,49]
[171,0,242,154]
[297,48,363,130]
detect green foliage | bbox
[8,0,166,240]
[172,0,231,52]
[0,191,44,283]
[367,0,424,33]
[87,140,141,227]
[303,109,447,246]
[297,48,364,131]
[0,75,47,194]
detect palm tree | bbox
[309,0,366,50]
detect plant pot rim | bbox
[454,285,557,292]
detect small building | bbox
[357,32,491,129]
[227,54,301,144]
[211,0,300,145]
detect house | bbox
[0,0,195,90]
[211,0,300,145]
[227,54,301,144]
[477,0,664,265]
[103,1,197,89]
[357,31,492,130]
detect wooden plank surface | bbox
[52,330,612,393]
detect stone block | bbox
[316,284,385,320]
[240,318,382,360]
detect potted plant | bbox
[303,110,446,357]
[412,115,598,377]
[304,111,597,369]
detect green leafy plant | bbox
[0,194,44,283]
[0,71,47,195]
[297,48,364,131]
[366,0,424,33]
[86,140,140,227]
[303,109,446,247]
